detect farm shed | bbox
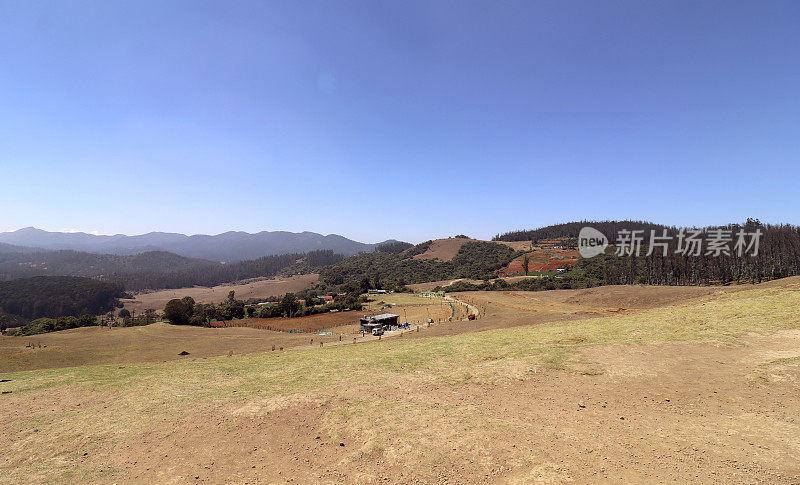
[359,313,399,332]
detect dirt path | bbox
[446,294,480,319]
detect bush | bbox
[14,314,99,336]
[164,297,195,325]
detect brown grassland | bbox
[2,278,800,483]
[121,274,319,314]
[412,238,533,262]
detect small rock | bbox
[178,351,190,356]
[339,442,345,447]
[578,402,586,408]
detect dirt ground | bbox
[0,322,360,373]
[121,274,319,314]
[413,238,479,261]
[407,278,484,292]
[412,238,531,262]
[497,247,579,276]
[0,294,452,372]
[2,278,800,483]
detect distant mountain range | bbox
[0,227,396,262]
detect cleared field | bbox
[121,274,319,314]
[412,237,476,261]
[210,311,363,333]
[412,238,531,262]
[0,322,356,373]
[407,278,484,292]
[497,246,579,276]
[364,293,452,323]
[2,278,800,483]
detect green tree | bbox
[522,255,530,276]
[279,293,298,317]
[164,298,194,325]
[143,308,157,324]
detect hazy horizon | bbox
[3,1,798,242]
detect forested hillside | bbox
[494,220,672,242]
[0,276,125,322]
[319,241,516,290]
[0,248,344,291]
[447,220,800,292]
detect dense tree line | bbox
[163,290,365,325]
[0,276,125,322]
[375,241,414,254]
[12,315,100,336]
[591,221,800,285]
[494,220,671,243]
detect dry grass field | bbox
[407,278,484,292]
[121,274,319,314]
[411,238,534,262]
[2,279,800,483]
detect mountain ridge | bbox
[0,227,397,262]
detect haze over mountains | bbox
[0,227,395,262]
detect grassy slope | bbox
[2,280,800,481]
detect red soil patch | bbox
[497,248,579,276]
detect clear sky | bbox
[1,1,798,243]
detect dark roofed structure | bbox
[359,313,399,332]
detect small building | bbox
[359,313,399,332]
[419,291,445,298]
[368,289,388,295]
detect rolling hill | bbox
[0,227,397,262]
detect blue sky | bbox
[1,1,798,243]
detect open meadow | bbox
[121,274,319,314]
[2,279,800,483]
